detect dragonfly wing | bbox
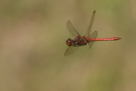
[64,46,78,56]
[84,10,96,38]
[88,31,98,49]
[67,20,80,37]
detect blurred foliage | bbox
[0,0,136,91]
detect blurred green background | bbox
[0,0,136,91]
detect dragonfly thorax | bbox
[66,36,88,47]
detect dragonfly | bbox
[64,10,121,56]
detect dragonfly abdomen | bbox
[87,37,121,41]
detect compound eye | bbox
[66,38,72,46]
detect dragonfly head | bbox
[66,38,72,46]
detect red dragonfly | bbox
[64,10,121,56]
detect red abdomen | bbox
[87,37,121,41]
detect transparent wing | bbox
[67,20,80,37]
[64,46,78,56]
[88,31,98,49]
[84,10,96,38]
